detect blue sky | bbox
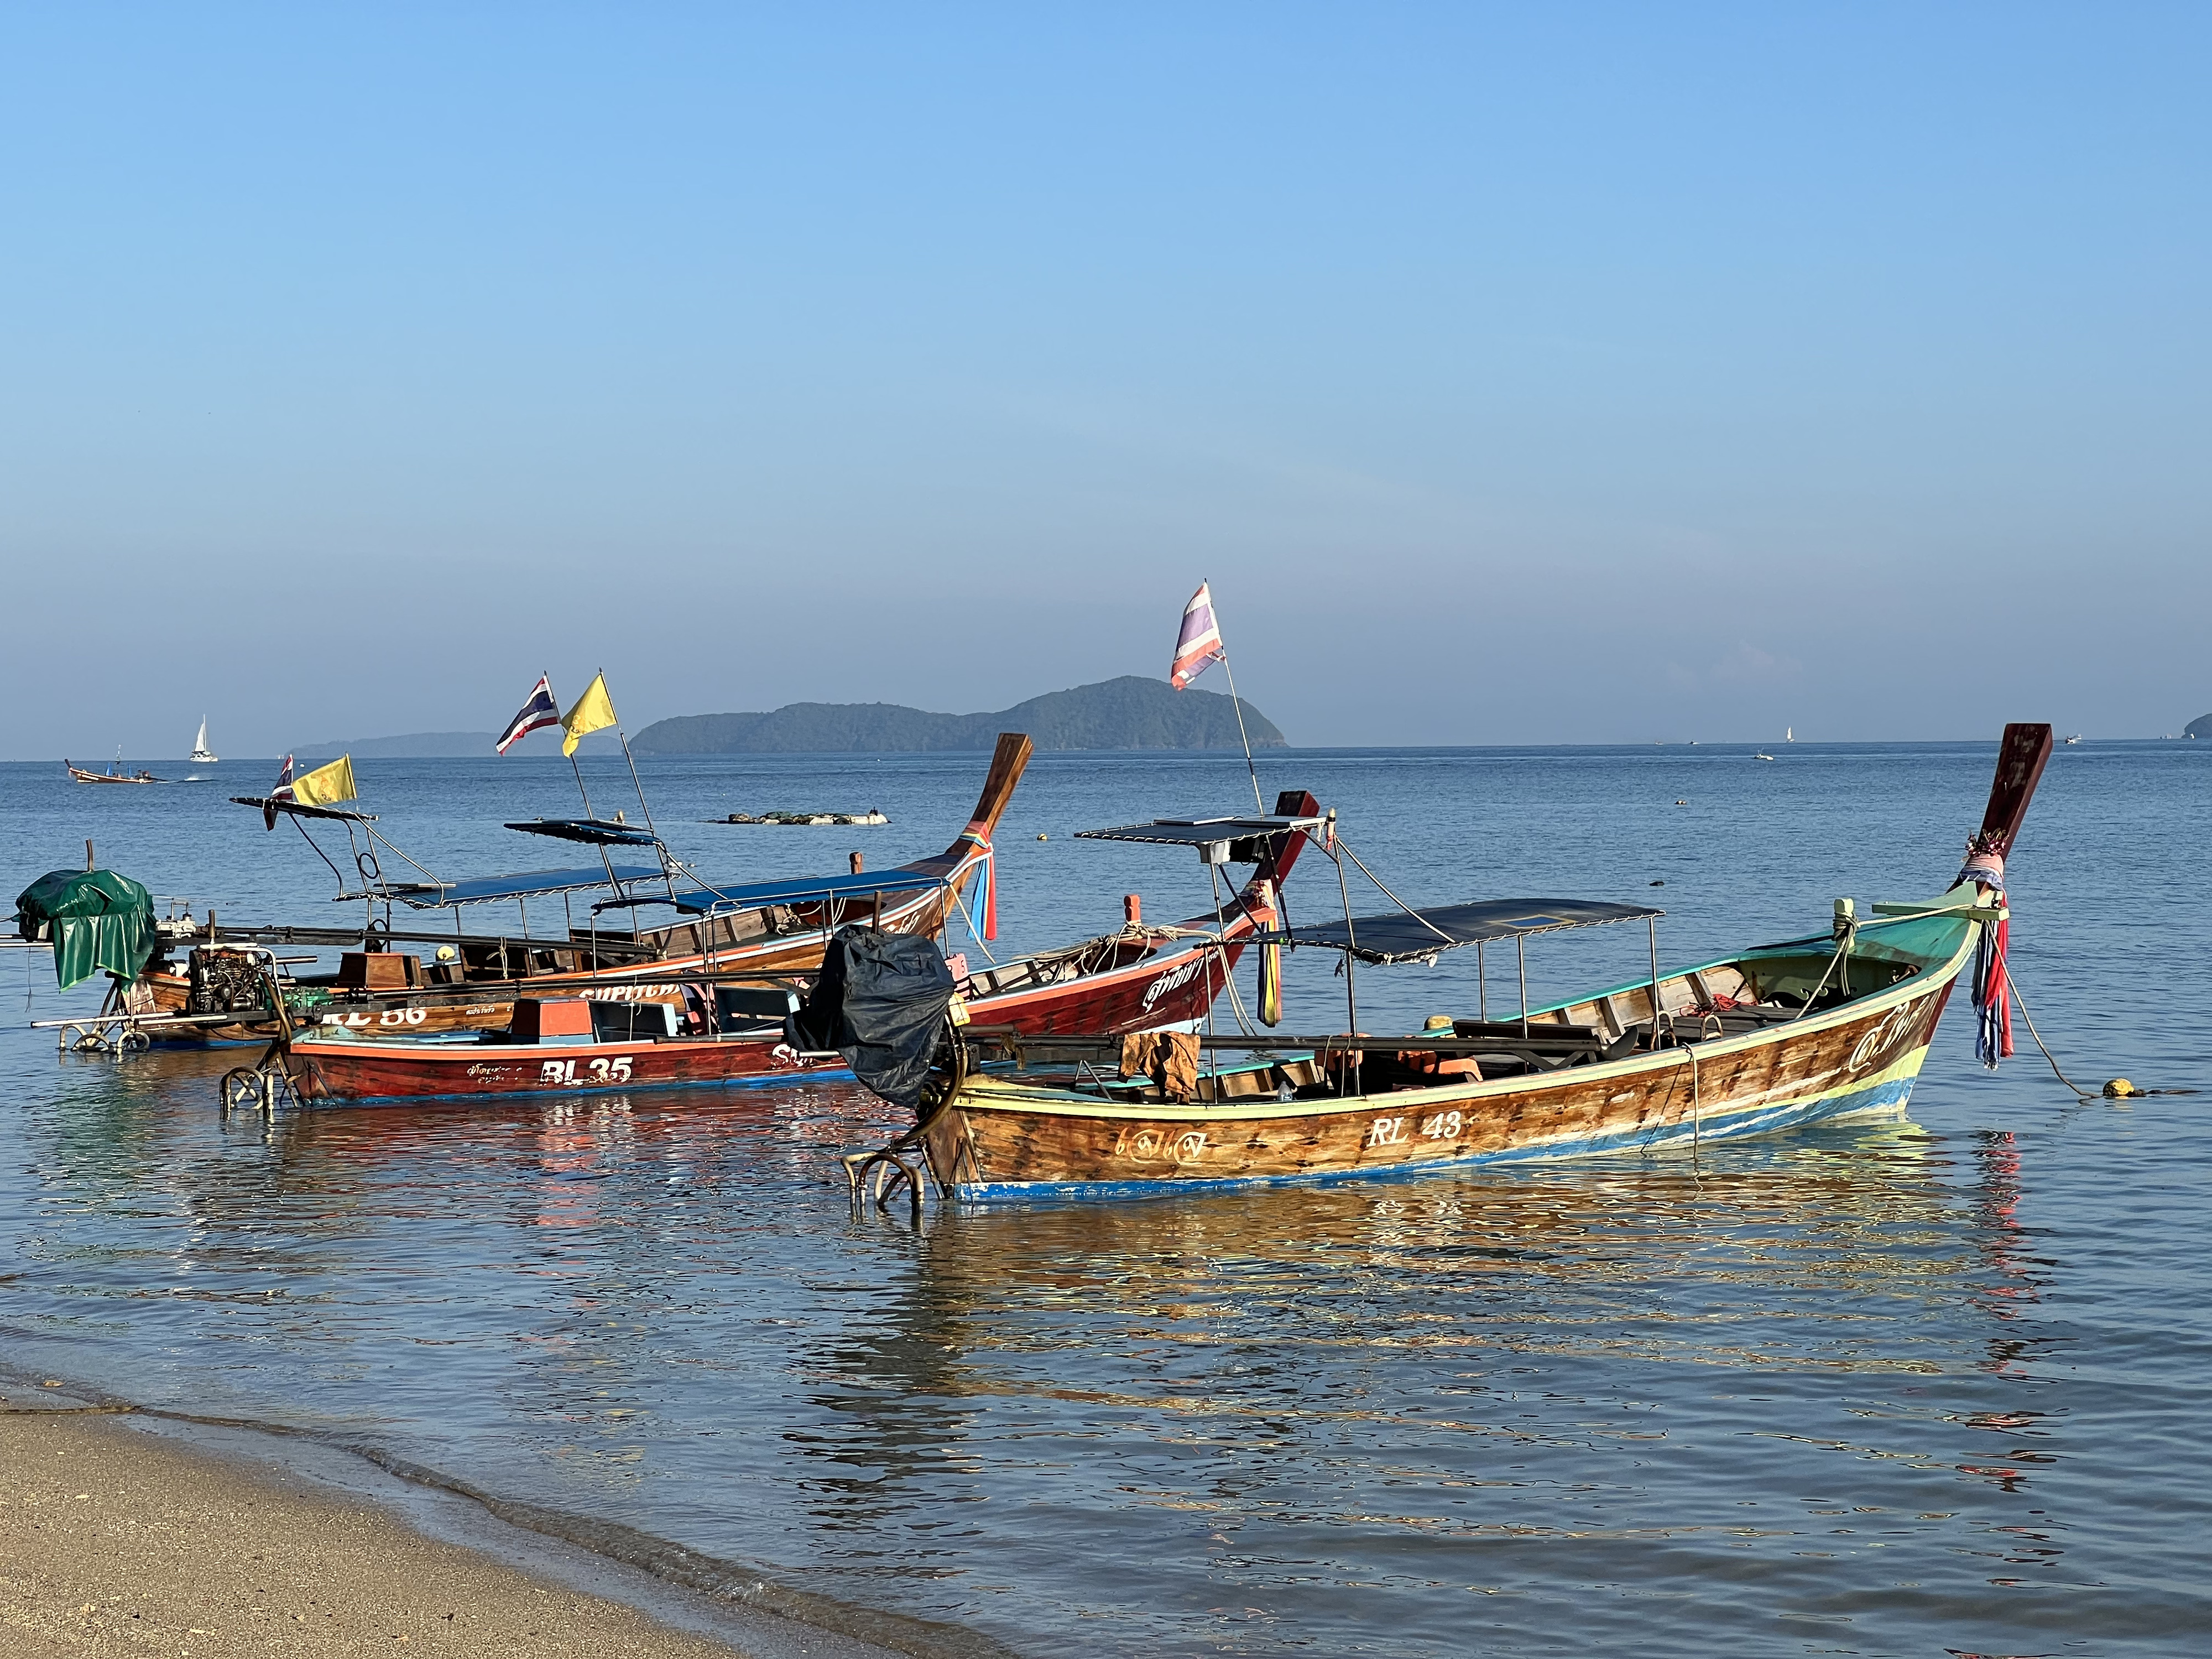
[3,3,2206,755]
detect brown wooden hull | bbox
[915,917,1979,1201]
[134,734,1034,1046]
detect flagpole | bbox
[618,728,677,906]
[1218,652,1266,815]
[608,676,658,836]
[545,670,624,898]
[550,672,598,820]
[601,668,679,908]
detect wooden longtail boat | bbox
[276,1007,845,1103]
[849,726,2054,1206]
[258,797,1326,1103]
[66,756,163,785]
[137,734,1034,1043]
[952,792,1320,1036]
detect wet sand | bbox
[1,1391,899,1659]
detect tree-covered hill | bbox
[631,676,1286,754]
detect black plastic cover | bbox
[786,926,954,1109]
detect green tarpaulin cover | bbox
[14,869,158,990]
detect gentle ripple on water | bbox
[3,743,2209,1654]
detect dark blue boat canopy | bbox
[356,862,946,914]
[229,795,377,824]
[670,869,946,916]
[1076,814,1325,864]
[371,865,670,909]
[1255,898,1665,964]
[503,817,661,847]
[1076,815,1326,847]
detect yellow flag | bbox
[289,755,358,807]
[561,673,618,756]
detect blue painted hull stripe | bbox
[300,1065,852,1108]
[948,1073,1919,1203]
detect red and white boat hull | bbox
[288,1030,839,1102]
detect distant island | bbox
[289,677,1284,759]
[295,728,618,759]
[632,677,1285,754]
[2188,713,2210,739]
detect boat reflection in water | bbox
[16,1052,2103,1655]
[794,1115,1974,1496]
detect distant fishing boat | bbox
[834,724,2054,1206]
[65,750,163,785]
[2063,734,2082,745]
[720,809,889,826]
[1754,752,1776,761]
[189,719,218,764]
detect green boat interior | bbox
[962,893,1985,1104]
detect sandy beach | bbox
[1,1389,899,1659]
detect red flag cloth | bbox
[980,841,998,940]
[1961,846,2013,1067]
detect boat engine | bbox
[187,947,272,1016]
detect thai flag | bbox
[497,675,562,754]
[1170,582,1226,690]
[263,755,295,830]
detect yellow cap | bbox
[2103,1078,2138,1098]
[1425,1015,1454,1031]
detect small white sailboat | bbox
[189,718,218,765]
[1785,727,1794,742]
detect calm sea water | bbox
[3,742,2208,1656]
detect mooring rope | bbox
[1789,928,1854,1022]
[947,883,1000,966]
[2002,976,2097,1099]
[1207,864,1258,1036]
[1332,835,1458,948]
[1997,971,2195,1101]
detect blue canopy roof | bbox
[1076,815,1324,847]
[671,868,946,916]
[504,817,662,848]
[368,865,670,909]
[1254,898,1663,964]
